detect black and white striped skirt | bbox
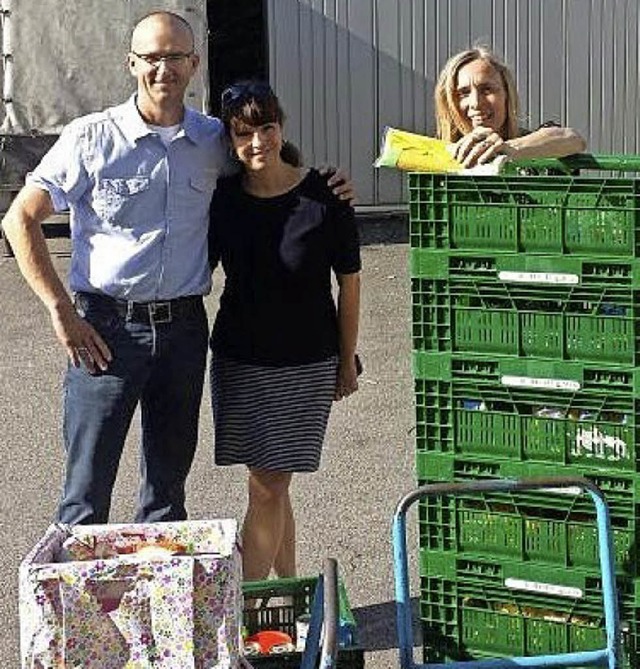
[210,355,338,472]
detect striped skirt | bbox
[210,355,338,472]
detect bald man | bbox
[1,12,230,524]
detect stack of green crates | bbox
[408,162,640,666]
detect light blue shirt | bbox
[28,95,232,301]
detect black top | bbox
[208,168,361,365]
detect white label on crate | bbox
[504,578,583,599]
[498,271,580,285]
[295,615,311,652]
[500,375,581,391]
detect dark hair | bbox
[220,80,302,167]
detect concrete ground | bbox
[0,216,421,668]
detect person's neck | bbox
[136,97,185,127]
[242,162,304,197]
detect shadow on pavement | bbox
[358,212,408,246]
[352,597,422,651]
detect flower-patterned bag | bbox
[19,520,242,668]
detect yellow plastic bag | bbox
[374,126,463,173]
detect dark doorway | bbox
[207,0,268,116]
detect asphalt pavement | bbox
[0,215,420,668]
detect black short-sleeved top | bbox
[208,168,361,366]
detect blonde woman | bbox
[435,47,586,168]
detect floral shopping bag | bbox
[20,520,242,668]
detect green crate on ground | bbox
[414,352,640,474]
[241,576,364,669]
[418,553,639,666]
[417,478,638,575]
[408,171,640,257]
[411,253,640,364]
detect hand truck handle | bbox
[320,558,339,668]
[300,558,339,669]
[393,475,621,669]
[395,475,606,516]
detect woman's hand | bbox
[334,356,359,401]
[448,127,514,168]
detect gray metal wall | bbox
[266,0,640,207]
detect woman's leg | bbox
[274,492,296,578]
[242,468,294,581]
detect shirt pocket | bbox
[182,172,217,215]
[94,176,151,223]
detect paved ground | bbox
[0,215,421,668]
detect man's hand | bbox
[319,165,357,205]
[50,302,112,373]
[3,185,113,373]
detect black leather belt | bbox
[76,292,203,325]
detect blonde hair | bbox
[434,47,519,142]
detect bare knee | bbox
[248,469,292,505]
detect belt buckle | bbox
[149,301,172,324]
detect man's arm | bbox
[2,185,111,371]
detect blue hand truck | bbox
[392,476,621,669]
[299,557,340,669]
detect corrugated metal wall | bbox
[266,0,640,207]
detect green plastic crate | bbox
[421,594,637,667]
[241,576,364,669]
[411,253,640,364]
[417,479,637,575]
[416,453,640,575]
[408,171,640,257]
[416,452,640,520]
[418,553,639,666]
[414,352,640,474]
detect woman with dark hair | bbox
[208,81,361,580]
[435,47,586,167]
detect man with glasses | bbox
[1,10,220,525]
[3,11,352,525]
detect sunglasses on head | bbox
[221,81,274,108]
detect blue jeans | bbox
[59,292,208,524]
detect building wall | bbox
[1,0,209,134]
[266,0,640,207]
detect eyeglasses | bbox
[132,51,194,67]
[221,81,274,108]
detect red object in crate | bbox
[244,630,294,654]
